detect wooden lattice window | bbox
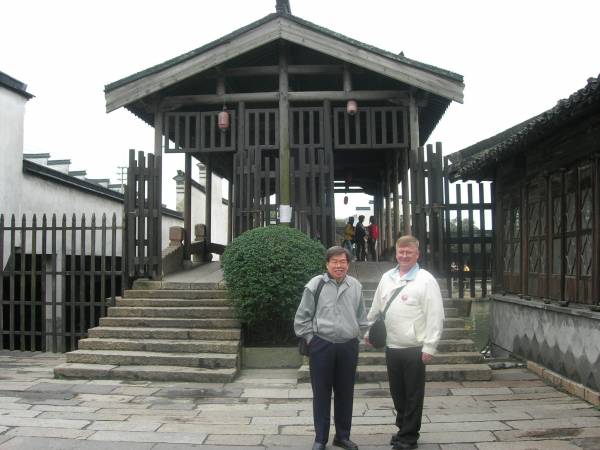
[164,111,236,152]
[579,166,593,277]
[527,179,547,274]
[245,109,279,149]
[550,174,563,275]
[503,192,521,273]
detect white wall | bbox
[0,86,26,216]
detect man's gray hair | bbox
[326,246,351,262]
[396,235,420,249]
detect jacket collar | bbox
[393,263,420,281]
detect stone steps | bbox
[297,363,492,382]
[99,317,240,328]
[78,337,240,353]
[358,351,483,366]
[124,289,227,299]
[88,326,240,341]
[66,349,238,368]
[116,297,231,307]
[54,281,241,383]
[54,363,237,383]
[107,306,236,318]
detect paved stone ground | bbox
[0,351,599,450]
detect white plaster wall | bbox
[0,87,26,217]
[189,173,228,245]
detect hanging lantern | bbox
[344,195,348,205]
[346,99,357,116]
[218,108,229,130]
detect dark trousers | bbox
[355,240,366,261]
[385,346,425,445]
[309,335,359,444]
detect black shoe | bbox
[332,437,358,450]
[393,442,418,450]
[390,434,399,445]
[312,442,326,450]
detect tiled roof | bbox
[105,12,462,93]
[0,71,34,99]
[448,74,600,181]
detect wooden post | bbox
[323,100,336,245]
[385,157,392,255]
[205,155,213,257]
[393,150,400,239]
[278,42,291,222]
[408,92,420,235]
[153,106,163,279]
[183,153,192,261]
[402,148,411,235]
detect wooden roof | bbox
[105,12,464,113]
[0,71,34,99]
[447,74,600,181]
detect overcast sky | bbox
[2,0,598,214]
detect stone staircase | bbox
[54,280,241,383]
[298,281,492,382]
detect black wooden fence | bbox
[443,156,494,299]
[0,213,123,352]
[125,150,162,280]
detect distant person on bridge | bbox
[367,215,379,261]
[354,215,367,262]
[342,216,355,259]
[365,235,444,450]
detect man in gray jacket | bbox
[294,246,368,450]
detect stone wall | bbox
[490,295,600,391]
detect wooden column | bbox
[278,42,291,221]
[385,156,392,254]
[183,153,192,261]
[393,150,400,239]
[323,99,336,245]
[593,155,600,305]
[205,156,213,254]
[227,180,233,244]
[408,93,420,235]
[153,106,163,279]
[402,148,411,235]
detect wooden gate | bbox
[290,107,335,245]
[233,107,335,245]
[125,150,162,280]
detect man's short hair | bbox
[396,235,420,249]
[326,246,351,262]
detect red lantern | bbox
[218,109,229,130]
[344,195,348,205]
[346,99,357,116]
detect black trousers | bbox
[385,346,425,445]
[309,335,359,444]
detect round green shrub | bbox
[221,225,326,341]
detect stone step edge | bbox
[54,363,237,381]
[80,337,241,345]
[68,349,238,359]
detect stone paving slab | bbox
[0,352,599,449]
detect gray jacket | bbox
[294,273,368,344]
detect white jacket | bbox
[367,264,444,355]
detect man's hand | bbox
[421,352,433,363]
[364,336,372,347]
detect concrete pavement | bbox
[0,351,599,449]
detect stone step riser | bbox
[99,317,240,329]
[107,307,236,319]
[437,341,478,352]
[441,328,470,340]
[132,280,223,291]
[78,338,240,354]
[357,353,483,366]
[117,298,230,307]
[298,364,492,383]
[124,290,228,299]
[88,327,241,341]
[55,365,236,383]
[66,352,237,369]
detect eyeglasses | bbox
[329,258,349,266]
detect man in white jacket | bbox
[366,235,444,450]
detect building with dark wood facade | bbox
[448,74,600,392]
[104,2,463,261]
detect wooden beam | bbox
[153,106,163,279]
[205,156,213,256]
[402,147,410,235]
[160,90,409,110]
[221,64,344,77]
[343,63,352,93]
[392,150,400,239]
